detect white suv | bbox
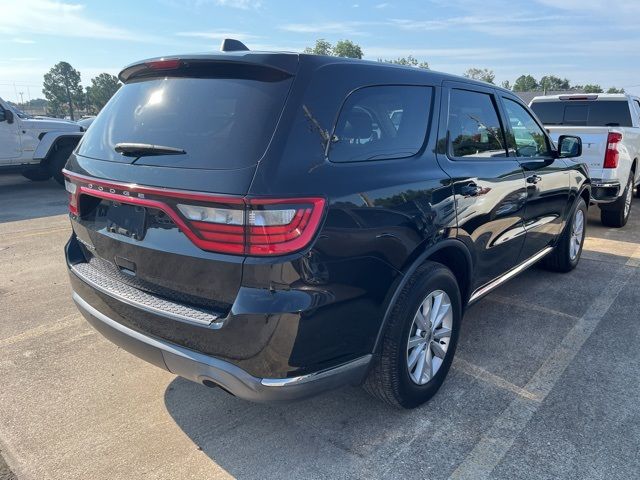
[0,97,84,185]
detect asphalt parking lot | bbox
[1,173,639,480]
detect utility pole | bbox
[18,92,24,106]
[64,77,74,121]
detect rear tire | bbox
[542,197,587,273]
[47,144,75,186]
[363,261,461,409]
[600,174,633,228]
[21,166,52,182]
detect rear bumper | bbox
[590,180,621,204]
[73,291,371,402]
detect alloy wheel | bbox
[570,208,585,261]
[406,290,453,385]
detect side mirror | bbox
[3,108,14,124]
[557,135,582,159]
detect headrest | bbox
[342,109,373,139]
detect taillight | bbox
[64,179,79,215]
[62,171,325,257]
[177,198,325,256]
[604,132,623,168]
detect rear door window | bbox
[448,89,507,159]
[77,66,293,170]
[329,85,433,163]
[531,100,632,127]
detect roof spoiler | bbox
[220,38,249,52]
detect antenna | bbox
[220,38,249,52]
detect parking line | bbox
[485,294,580,321]
[453,358,541,402]
[449,246,640,480]
[0,313,81,348]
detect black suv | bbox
[64,42,588,408]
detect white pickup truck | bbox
[0,97,84,185]
[530,93,640,228]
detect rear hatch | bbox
[65,55,297,315]
[531,97,631,175]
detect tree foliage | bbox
[333,40,363,59]
[583,84,604,93]
[501,80,511,90]
[43,61,84,119]
[512,75,539,92]
[303,39,333,56]
[607,86,625,94]
[304,39,363,58]
[85,73,121,113]
[539,75,570,92]
[463,68,495,84]
[378,55,429,69]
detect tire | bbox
[363,261,461,409]
[47,144,75,186]
[600,174,633,228]
[635,183,640,199]
[542,197,587,273]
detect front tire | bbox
[542,197,587,272]
[363,261,461,409]
[600,174,633,228]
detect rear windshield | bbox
[77,69,292,169]
[531,100,632,127]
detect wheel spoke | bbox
[414,347,427,381]
[415,309,429,331]
[432,301,451,332]
[431,341,446,359]
[422,348,433,383]
[407,343,423,370]
[408,335,425,350]
[433,327,452,340]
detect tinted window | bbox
[78,70,292,169]
[448,89,506,159]
[330,86,432,163]
[503,98,551,157]
[530,100,632,127]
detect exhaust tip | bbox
[201,378,236,396]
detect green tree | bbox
[463,68,495,84]
[607,86,625,94]
[333,39,363,59]
[501,80,511,90]
[539,75,570,92]
[85,73,121,113]
[303,39,334,56]
[304,39,364,59]
[378,55,429,69]
[43,61,84,120]
[583,84,603,93]
[513,74,539,92]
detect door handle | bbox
[527,174,542,185]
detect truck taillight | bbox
[62,171,325,256]
[603,132,623,168]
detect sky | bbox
[1,0,640,103]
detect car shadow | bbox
[0,174,68,223]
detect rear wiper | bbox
[114,142,186,157]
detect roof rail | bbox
[220,38,249,52]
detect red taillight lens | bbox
[63,170,325,257]
[604,132,623,168]
[64,178,79,215]
[178,198,325,256]
[146,59,182,70]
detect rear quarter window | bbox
[329,85,433,163]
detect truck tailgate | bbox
[546,126,610,171]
